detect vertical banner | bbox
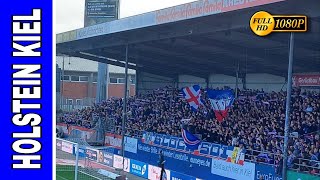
[0,0,53,179]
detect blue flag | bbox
[181,128,201,150]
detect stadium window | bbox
[93,76,98,83]
[67,99,73,105]
[79,76,89,82]
[76,99,83,105]
[61,75,70,81]
[117,78,125,84]
[110,77,118,84]
[71,75,80,82]
[131,78,136,84]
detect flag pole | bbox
[282,32,294,180]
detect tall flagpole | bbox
[282,32,294,180]
[121,44,129,172]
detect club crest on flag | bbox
[181,128,201,150]
[181,85,203,111]
[207,90,234,122]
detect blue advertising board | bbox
[170,170,197,180]
[101,151,114,167]
[255,163,282,180]
[125,139,232,180]
[130,159,148,178]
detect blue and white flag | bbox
[207,90,234,122]
[181,128,201,150]
[181,85,202,111]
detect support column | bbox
[96,63,108,103]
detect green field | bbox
[56,165,100,180]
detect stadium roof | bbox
[56,56,136,74]
[56,0,320,78]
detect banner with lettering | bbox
[0,0,53,179]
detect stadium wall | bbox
[208,74,243,89]
[178,75,206,89]
[246,73,286,92]
[136,71,175,94]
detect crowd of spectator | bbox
[59,86,320,174]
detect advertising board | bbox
[105,133,122,149]
[84,0,118,26]
[170,170,197,180]
[130,159,148,178]
[287,170,319,180]
[113,154,123,169]
[292,74,320,87]
[148,165,171,180]
[211,158,255,180]
[125,136,138,154]
[125,139,230,180]
[255,163,282,180]
[86,148,98,161]
[97,150,114,167]
[56,139,62,150]
[61,141,73,154]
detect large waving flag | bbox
[181,128,201,150]
[181,85,202,111]
[207,90,234,122]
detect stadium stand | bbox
[59,86,320,175]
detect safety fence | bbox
[56,123,320,179]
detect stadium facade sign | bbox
[155,0,286,24]
[69,0,286,41]
[292,74,320,87]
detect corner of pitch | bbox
[11,9,43,169]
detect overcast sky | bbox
[56,0,197,33]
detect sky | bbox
[56,0,197,33]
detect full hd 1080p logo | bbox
[250,11,307,36]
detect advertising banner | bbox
[77,147,87,158]
[113,154,123,169]
[86,148,98,161]
[105,133,122,149]
[211,158,255,180]
[170,171,197,180]
[61,141,74,154]
[255,164,282,180]
[287,170,319,180]
[125,136,138,154]
[98,150,114,167]
[125,138,230,180]
[57,123,96,139]
[84,0,119,26]
[292,74,320,87]
[155,0,285,24]
[142,132,244,163]
[56,139,62,150]
[130,159,148,178]
[124,158,130,172]
[148,165,171,180]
